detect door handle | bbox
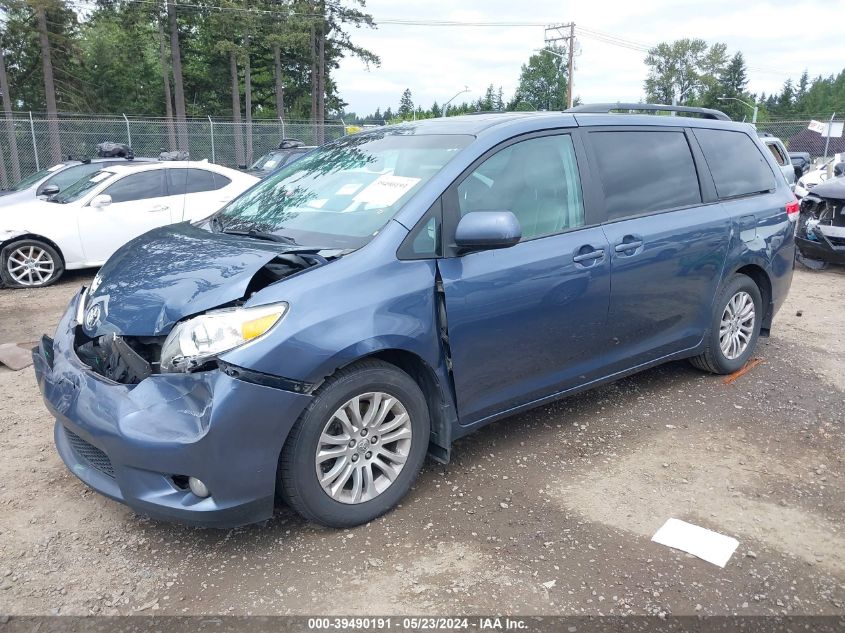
[614,235,644,255]
[614,240,643,252]
[573,249,605,263]
[149,205,169,213]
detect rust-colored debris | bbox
[722,358,763,385]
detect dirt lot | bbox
[0,267,843,617]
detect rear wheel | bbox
[0,240,64,288]
[690,273,762,374]
[278,360,430,527]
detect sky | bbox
[334,0,845,119]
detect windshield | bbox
[54,169,114,203]
[216,130,472,249]
[10,165,66,191]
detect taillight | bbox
[786,199,800,221]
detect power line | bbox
[54,1,805,79]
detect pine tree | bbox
[398,88,413,118]
[778,78,795,115]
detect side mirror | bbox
[455,211,521,253]
[90,194,112,208]
[834,162,845,178]
[40,184,60,196]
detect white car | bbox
[794,154,844,198]
[0,157,153,207]
[0,161,258,287]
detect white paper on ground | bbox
[651,518,739,568]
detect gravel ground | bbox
[0,266,843,617]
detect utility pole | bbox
[544,23,576,109]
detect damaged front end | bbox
[76,224,341,384]
[796,189,845,267]
[75,332,158,384]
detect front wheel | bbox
[690,273,762,374]
[278,359,430,528]
[1,239,64,288]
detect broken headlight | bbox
[160,302,287,372]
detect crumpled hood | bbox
[83,223,287,337]
[808,176,845,200]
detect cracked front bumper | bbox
[33,290,312,528]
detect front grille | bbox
[64,428,115,478]
[827,235,845,247]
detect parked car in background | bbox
[759,134,795,190]
[33,105,796,529]
[246,139,315,178]
[794,154,844,197]
[0,155,152,207]
[1,161,257,287]
[796,175,845,268]
[789,151,811,180]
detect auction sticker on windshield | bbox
[353,174,420,206]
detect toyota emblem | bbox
[85,304,102,330]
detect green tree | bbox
[701,51,750,119]
[644,38,725,105]
[778,78,795,115]
[510,46,567,111]
[398,88,413,118]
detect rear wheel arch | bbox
[732,263,773,334]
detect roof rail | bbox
[566,103,731,121]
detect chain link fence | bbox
[0,113,348,189]
[755,118,845,164]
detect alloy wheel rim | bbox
[719,291,755,360]
[315,392,412,504]
[7,245,55,286]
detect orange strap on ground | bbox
[722,358,763,385]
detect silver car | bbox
[759,135,795,190]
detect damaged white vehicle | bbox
[0,161,258,288]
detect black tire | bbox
[0,239,64,288]
[278,359,430,528]
[690,273,763,375]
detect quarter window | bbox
[694,129,776,199]
[103,171,165,203]
[590,130,701,221]
[457,134,585,241]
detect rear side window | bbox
[694,129,776,199]
[765,141,788,166]
[167,168,230,194]
[104,171,165,203]
[589,130,701,221]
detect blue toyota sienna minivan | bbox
[33,105,797,528]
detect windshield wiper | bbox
[220,228,298,245]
